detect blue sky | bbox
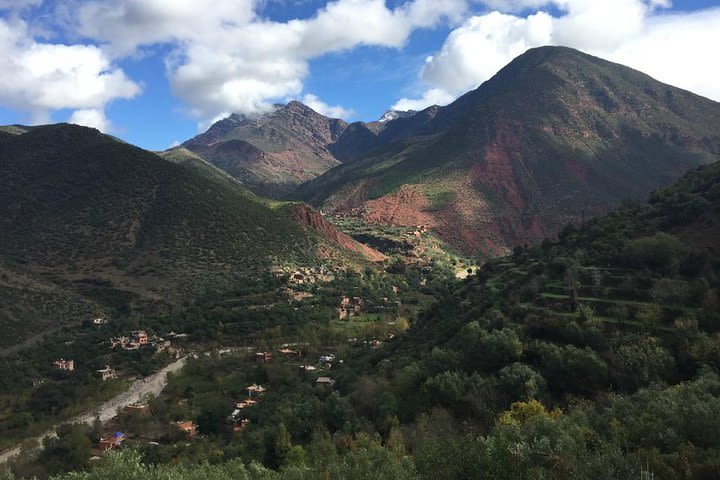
[0,0,718,150]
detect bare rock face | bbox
[290,204,385,262]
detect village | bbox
[2,254,442,473]
[80,341,347,459]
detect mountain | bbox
[378,109,417,123]
[0,123,381,346]
[174,101,349,197]
[295,46,720,255]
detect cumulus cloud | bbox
[70,0,468,127]
[392,88,456,111]
[0,18,140,131]
[394,0,720,110]
[301,94,354,119]
[68,108,112,132]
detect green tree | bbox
[498,363,546,401]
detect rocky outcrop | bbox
[290,204,385,262]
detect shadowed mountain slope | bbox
[0,124,381,346]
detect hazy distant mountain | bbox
[174,101,348,197]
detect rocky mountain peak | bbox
[379,109,417,123]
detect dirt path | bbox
[0,356,187,465]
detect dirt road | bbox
[0,356,187,465]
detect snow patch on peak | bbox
[379,109,417,123]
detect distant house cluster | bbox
[110,330,171,352]
[338,296,363,319]
[228,384,268,431]
[409,225,428,238]
[286,266,336,286]
[53,359,74,371]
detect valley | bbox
[1,45,720,480]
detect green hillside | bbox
[27,157,720,480]
[0,124,372,346]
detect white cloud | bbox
[392,88,456,111]
[70,0,469,127]
[301,93,354,119]
[395,0,720,110]
[0,18,140,132]
[68,108,111,132]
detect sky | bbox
[0,0,718,150]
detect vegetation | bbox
[0,124,371,347]
[4,155,720,479]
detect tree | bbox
[498,399,562,426]
[498,363,545,402]
[462,328,523,372]
[636,304,663,330]
[38,424,92,475]
[386,425,407,458]
[616,335,675,390]
[272,422,292,469]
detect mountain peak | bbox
[378,109,417,123]
[282,100,316,115]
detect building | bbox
[131,330,149,345]
[98,432,125,451]
[247,384,267,398]
[279,347,300,358]
[93,317,109,325]
[316,377,336,386]
[339,296,363,319]
[235,399,257,409]
[97,365,117,381]
[232,419,250,432]
[124,402,150,415]
[255,351,273,363]
[319,354,336,364]
[53,359,74,371]
[173,420,198,438]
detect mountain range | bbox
[2,45,720,346]
[172,47,720,256]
